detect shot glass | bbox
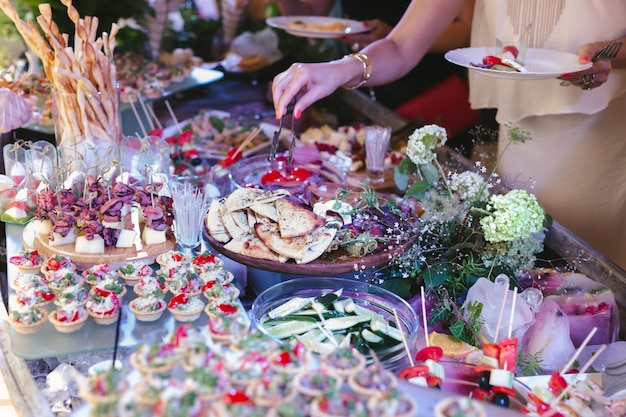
[364,125,391,184]
[496,37,527,64]
[171,181,211,250]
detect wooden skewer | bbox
[421,286,429,348]
[559,327,598,376]
[393,307,415,367]
[128,98,147,138]
[164,100,182,135]
[551,344,607,406]
[507,287,518,339]
[138,98,155,131]
[232,127,261,158]
[493,282,509,343]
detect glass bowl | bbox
[228,154,345,191]
[250,276,419,372]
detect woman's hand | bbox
[272,58,360,119]
[560,41,614,90]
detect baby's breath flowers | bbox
[385,122,547,312]
[479,189,545,243]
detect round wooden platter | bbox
[33,233,177,271]
[206,233,416,276]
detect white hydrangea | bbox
[406,124,447,165]
[449,171,490,202]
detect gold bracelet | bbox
[342,52,372,90]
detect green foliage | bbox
[517,351,544,376]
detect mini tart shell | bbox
[320,349,366,378]
[168,300,205,322]
[366,392,418,417]
[292,370,342,399]
[49,310,89,333]
[87,308,120,325]
[347,367,397,397]
[245,376,296,408]
[16,264,43,274]
[433,397,486,417]
[133,281,167,297]
[129,352,176,376]
[129,298,167,322]
[10,309,48,334]
[119,265,154,287]
[41,262,75,277]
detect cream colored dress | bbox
[469,0,626,269]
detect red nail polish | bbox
[294,109,302,120]
[561,73,572,79]
[275,112,281,120]
[580,56,590,63]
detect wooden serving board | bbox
[207,233,416,276]
[33,233,177,271]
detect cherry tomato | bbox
[471,388,491,401]
[502,45,519,59]
[273,351,292,366]
[261,169,287,184]
[39,289,55,302]
[219,147,244,167]
[224,389,251,404]
[548,371,567,395]
[47,258,60,271]
[193,253,216,265]
[492,385,516,397]
[482,342,500,359]
[217,303,238,315]
[498,337,518,372]
[482,55,502,66]
[94,287,113,298]
[168,293,189,309]
[415,346,443,362]
[202,281,216,292]
[398,365,429,379]
[287,166,312,182]
[426,375,442,388]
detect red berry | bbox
[586,305,595,314]
[598,302,609,311]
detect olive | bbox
[492,393,510,408]
[478,370,492,390]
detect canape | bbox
[129,294,167,322]
[78,368,128,417]
[293,368,342,399]
[15,285,55,307]
[86,289,121,325]
[82,263,115,287]
[133,274,167,297]
[9,303,48,334]
[366,388,418,417]
[41,254,75,277]
[347,360,397,397]
[130,342,179,375]
[167,293,204,322]
[245,371,296,408]
[311,391,368,417]
[433,396,486,417]
[183,368,230,403]
[53,283,89,307]
[49,302,89,333]
[320,346,366,378]
[9,249,44,273]
[118,262,154,287]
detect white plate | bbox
[266,16,369,39]
[445,47,592,80]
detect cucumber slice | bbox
[323,315,370,331]
[261,315,317,327]
[332,298,353,313]
[263,320,319,339]
[489,368,514,389]
[351,304,386,322]
[361,328,383,344]
[312,289,343,312]
[267,296,314,319]
[338,333,352,348]
[370,319,402,341]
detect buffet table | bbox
[2,76,626,417]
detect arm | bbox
[429,0,475,53]
[272,0,466,118]
[272,0,336,16]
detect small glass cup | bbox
[170,181,211,250]
[364,125,391,184]
[496,37,527,64]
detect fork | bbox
[269,114,283,169]
[287,114,297,171]
[591,39,623,62]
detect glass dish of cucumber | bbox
[250,277,419,372]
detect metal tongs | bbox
[287,114,297,171]
[269,114,283,169]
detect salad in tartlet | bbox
[86,288,121,325]
[53,283,89,307]
[320,346,366,378]
[130,342,180,375]
[129,294,167,322]
[11,272,46,292]
[15,285,55,307]
[190,251,224,274]
[9,249,44,273]
[167,293,205,322]
[45,268,84,291]
[82,263,116,286]
[118,262,154,286]
[41,254,75,277]
[49,302,89,333]
[183,367,231,403]
[134,274,167,297]
[9,303,48,334]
